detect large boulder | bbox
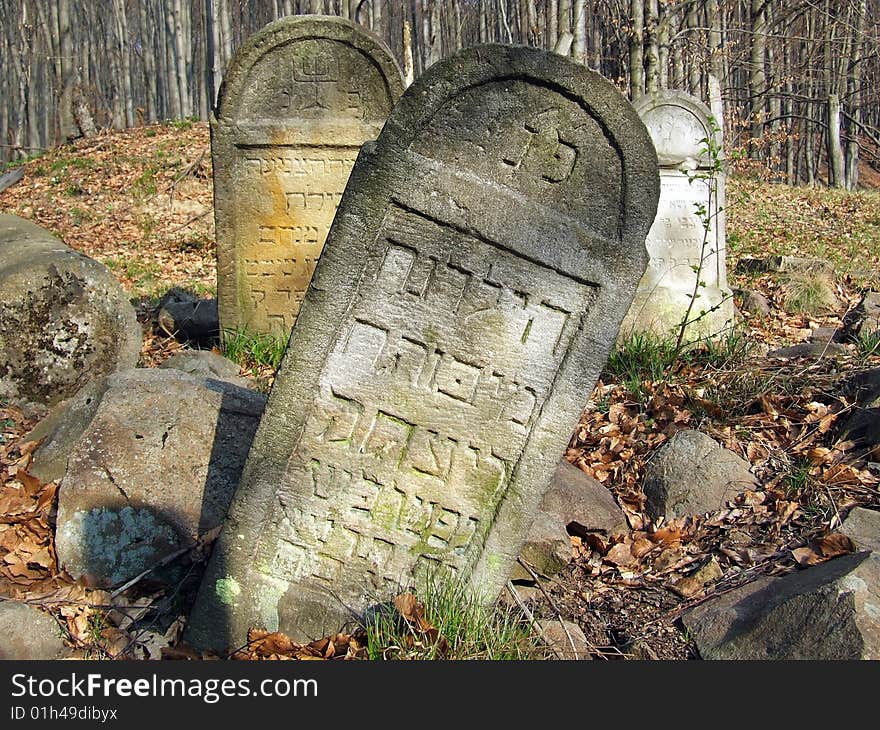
[54,369,266,587]
[0,214,141,413]
[0,601,73,659]
[643,430,755,520]
[682,552,880,659]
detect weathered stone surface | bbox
[24,377,112,483]
[767,341,848,360]
[734,288,771,317]
[0,214,141,411]
[543,460,628,535]
[186,45,659,649]
[736,255,834,278]
[846,367,880,408]
[841,508,880,554]
[643,429,755,520]
[213,16,405,337]
[622,91,733,341]
[159,350,248,386]
[55,369,266,587]
[538,620,592,660]
[0,601,73,660]
[682,552,880,659]
[510,512,572,581]
[843,290,880,342]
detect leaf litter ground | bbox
[1,124,878,660]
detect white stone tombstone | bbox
[622,91,733,341]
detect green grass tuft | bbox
[221,328,288,373]
[363,575,540,661]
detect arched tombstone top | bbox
[212,15,405,336]
[375,43,660,269]
[215,15,405,143]
[633,90,720,169]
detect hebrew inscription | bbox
[213,17,404,335]
[186,45,659,649]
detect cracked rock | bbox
[54,368,266,587]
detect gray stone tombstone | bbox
[213,16,404,337]
[621,91,733,341]
[186,45,659,649]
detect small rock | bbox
[159,350,250,388]
[682,552,880,659]
[846,368,880,408]
[733,288,771,317]
[538,620,592,660]
[810,326,840,343]
[643,430,755,520]
[843,291,880,342]
[541,460,628,536]
[841,508,880,553]
[156,288,219,343]
[671,557,724,598]
[767,341,848,360]
[0,602,73,660]
[510,512,572,581]
[735,255,833,278]
[54,369,266,587]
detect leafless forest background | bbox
[1,1,878,188]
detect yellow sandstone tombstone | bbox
[212,16,404,336]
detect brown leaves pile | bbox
[232,628,368,661]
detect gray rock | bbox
[187,43,659,650]
[0,601,72,660]
[810,326,840,343]
[843,291,880,342]
[643,430,755,520]
[24,377,112,484]
[734,288,771,317]
[54,368,266,587]
[842,508,880,553]
[538,620,592,660]
[682,552,880,659]
[510,512,572,582]
[542,460,628,536]
[735,255,833,278]
[767,341,848,360]
[0,214,141,411]
[159,350,248,387]
[156,289,219,343]
[847,367,880,408]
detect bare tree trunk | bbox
[572,0,586,62]
[403,18,414,86]
[644,0,659,93]
[58,0,78,141]
[630,0,644,97]
[827,93,845,188]
[749,0,767,156]
[845,0,866,190]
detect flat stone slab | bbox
[683,552,880,659]
[187,44,659,649]
[213,16,404,337]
